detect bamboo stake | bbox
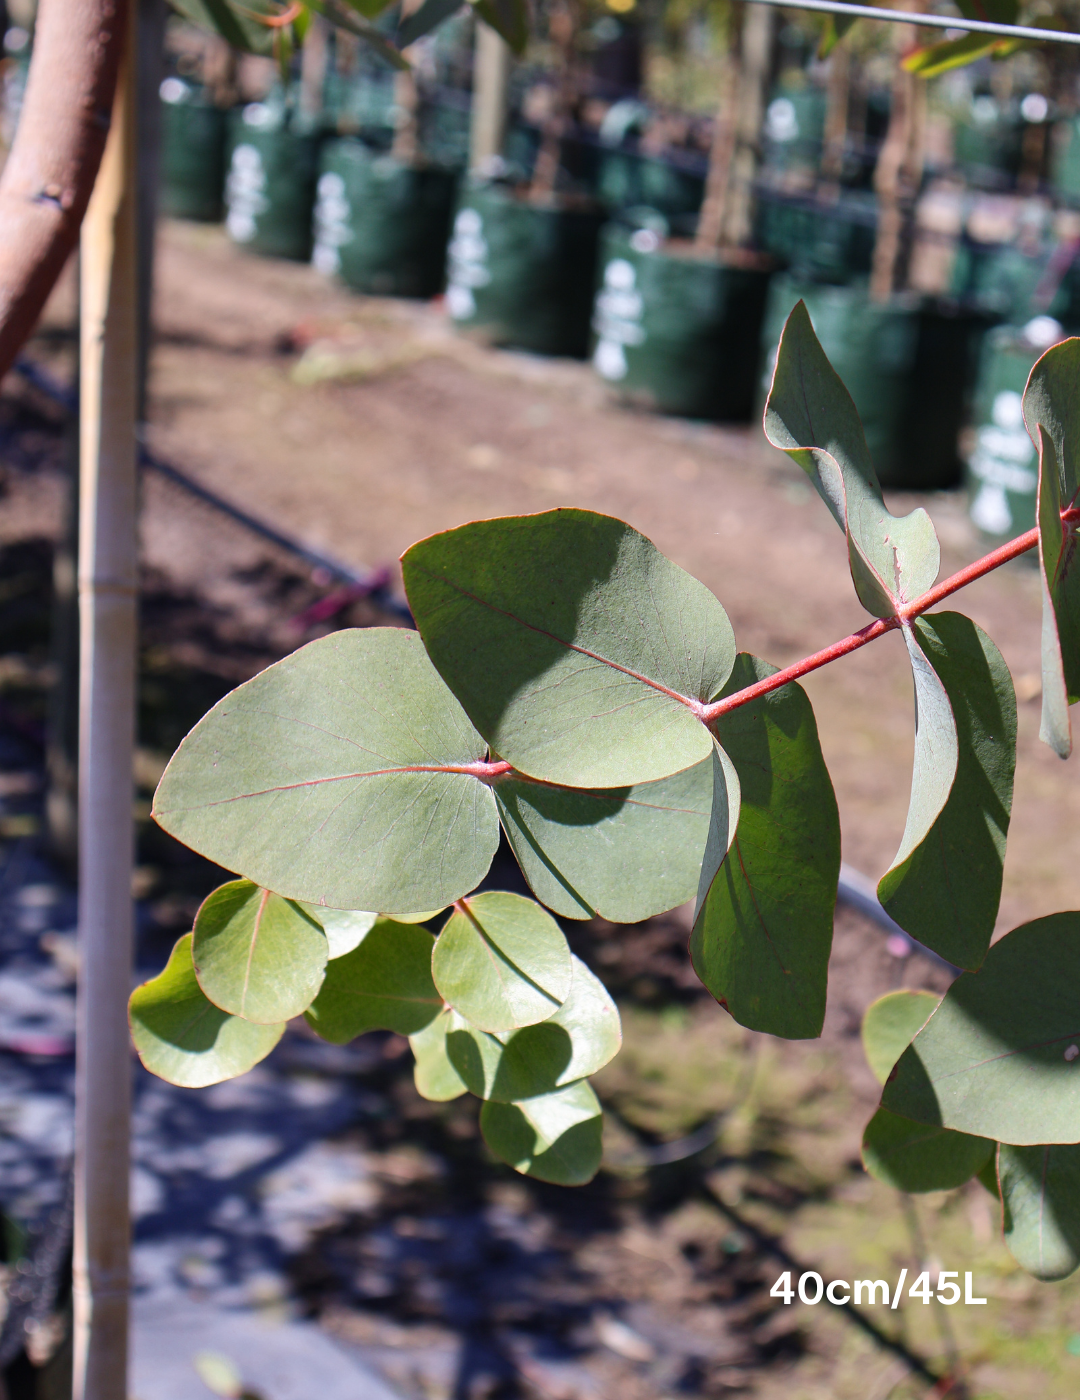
[72,14,137,1400]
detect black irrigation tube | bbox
[12,358,412,624]
[748,0,1080,47]
[837,863,961,976]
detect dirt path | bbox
[144,220,1079,936]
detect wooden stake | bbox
[72,13,137,1399]
[470,20,511,174]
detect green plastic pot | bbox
[591,226,773,422]
[965,321,1064,543]
[225,105,320,261]
[762,87,826,178]
[595,150,704,218]
[446,185,605,358]
[1052,116,1080,205]
[755,191,876,283]
[159,78,227,222]
[759,276,989,489]
[313,141,457,297]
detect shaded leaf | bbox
[169,0,277,55]
[957,0,1018,23]
[472,0,528,53]
[305,0,411,70]
[402,510,736,788]
[978,1154,1001,1199]
[862,989,940,1086]
[1023,340,1080,757]
[193,880,327,1023]
[129,934,284,1088]
[882,913,1080,1144]
[397,0,462,46]
[410,1008,468,1102]
[690,655,839,1040]
[297,904,377,960]
[446,956,621,1101]
[480,1081,603,1185]
[1000,1143,1080,1281]
[153,628,500,915]
[432,892,573,1033]
[764,301,940,619]
[878,613,1016,970]
[862,1108,993,1193]
[305,919,440,1043]
[495,751,728,922]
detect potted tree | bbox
[446,0,608,358]
[590,0,776,419]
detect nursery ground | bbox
[0,220,1078,1399]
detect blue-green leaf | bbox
[304,919,441,1043]
[1000,1143,1080,1281]
[480,1081,604,1185]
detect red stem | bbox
[702,513,1080,724]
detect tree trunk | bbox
[72,17,137,1400]
[870,18,921,302]
[694,53,739,254]
[391,0,424,165]
[529,0,580,201]
[470,19,511,174]
[819,41,850,198]
[720,0,773,249]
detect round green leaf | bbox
[409,1008,468,1102]
[861,1108,993,1193]
[446,955,621,1101]
[297,904,377,960]
[193,880,328,1024]
[129,934,284,1088]
[403,509,737,788]
[691,654,838,1040]
[152,628,500,915]
[882,913,1080,1144]
[861,989,940,1086]
[431,891,573,1033]
[480,1080,603,1185]
[1001,1143,1080,1281]
[304,919,441,1043]
[495,753,723,922]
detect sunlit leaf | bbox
[1000,1143,1080,1281]
[410,1008,468,1102]
[862,989,940,1086]
[878,613,1016,970]
[495,752,726,922]
[904,34,998,77]
[297,904,377,960]
[480,1080,604,1185]
[305,919,441,1043]
[764,301,940,619]
[403,510,736,788]
[862,1108,993,1192]
[431,892,573,1033]
[129,934,284,1088]
[446,956,621,1101]
[1023,340,1080,757]
[691,655,839,1039]
[193,880,327,1024]
[153,628,500,916]
[882,913,1080,1144]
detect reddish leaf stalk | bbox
[702,510,1080,725]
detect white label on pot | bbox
[592,258,645,380]
[225,144,267,244]
[312,171,352,276]
[968,389,1038,534]
[446,207,490,321]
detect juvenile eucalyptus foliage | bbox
[133,308,1080,1272]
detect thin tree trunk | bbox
[72,17,137,1400]
[694,54,739,253]
[870,17,919,302]
[391,0,423,164]
[529,0,579,201]
[819,41,850,198]
[470,20,511,174]
[720,0,773,248]
[299,12,330,129]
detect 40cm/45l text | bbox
[771,1271,987,1307]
